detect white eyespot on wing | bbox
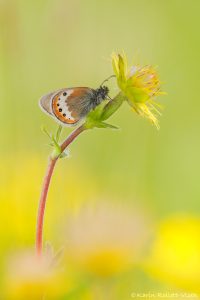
[39,88,73,117]
[56,90,75,120]
[40,88,83,127]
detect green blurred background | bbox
[1,0,200,299]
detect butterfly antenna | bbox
[106,95,113,101]
[100,75,116,87]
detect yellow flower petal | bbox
[111,52,165,128]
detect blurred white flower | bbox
[64,201,152,277]
[4,250,69,300]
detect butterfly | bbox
[39,81,111,127]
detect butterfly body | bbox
[39,86,109,126]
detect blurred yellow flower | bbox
[64,202,152,278]
[112,53,165,129]
[0,155,98,248]
[145,215,200,293]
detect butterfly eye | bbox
[63,92,67,96]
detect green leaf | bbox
[55,125,62,142]
[41,125,51,139]
[49,134,62,159]
[41,125,68,159]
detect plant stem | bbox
[36,124,86,256]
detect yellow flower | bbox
[145,215,200,293]
[112,53,165,129]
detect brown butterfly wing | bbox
[51,87,94,126]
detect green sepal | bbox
[84,106,118,130]
[94,121,118,129]
[100,92,125,121]
[84,102,106,129]
[84,92,125,130]
[118,54,126,82]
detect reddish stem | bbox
[36,124,86,256]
